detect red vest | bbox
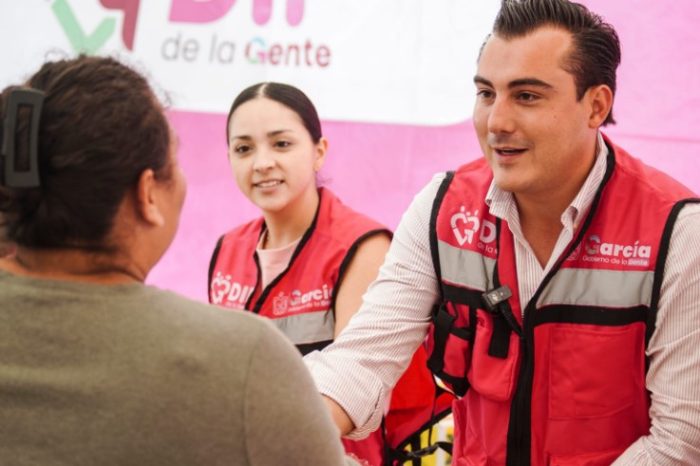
[426,138,698,466]
[209,188,449,465]
[209,188,388,354]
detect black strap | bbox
[427,301,474,396]
[647,198,700,346]
[331,228,392,316]
[484,219,522,358]
[427,171,474,396]
[207,235,224,298]
[296,339,333,356]
[410,437,421,466]
[440,372,469,397]
[488,310,511,358]
[391,441,454,464]
[429,171,455,292]
[426,304,454,375]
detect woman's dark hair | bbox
[226,82,322,143]
[492,0,621,125]
[0,55,171,250]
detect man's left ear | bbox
[314,137,329,172]
[587,84,614,128]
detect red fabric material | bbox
[210,188,388,316]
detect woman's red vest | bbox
[209,188,451,465]
[425,138,698,466]
[209,188,389,354]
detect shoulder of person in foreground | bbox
[139,287,356,465]
[241,307,358,466]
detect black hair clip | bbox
[1,88,45,188]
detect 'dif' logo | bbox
[51,0,303,55]
[169,0,305,26]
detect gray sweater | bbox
[0,270,355,465]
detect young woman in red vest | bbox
[208,82,394,466]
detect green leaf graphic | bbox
[52,0,116,54]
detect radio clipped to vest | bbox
[482,284,524,362]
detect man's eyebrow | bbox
[474,75,493,87]
[508,78,553,89]
[473,76,553,90]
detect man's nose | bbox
[487,97,516,135]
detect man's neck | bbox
[516,199,566,268]
[513,137,601,267]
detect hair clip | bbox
[1,88,45,188]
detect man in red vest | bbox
[305,0,700,465]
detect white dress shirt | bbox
[305,135,700,465]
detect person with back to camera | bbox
[305,0,700,464]
[208,82,452,465]
[0,55,359,466]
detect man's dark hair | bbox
[0,55,171,250]
[493,0,621,125]
[226,82,322,144]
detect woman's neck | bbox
[261,188,320,250]
[1,247,145,284]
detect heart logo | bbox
[210,272,231,304]
[450,208,480,246]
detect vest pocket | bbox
[426,302,473,397]
[451,397,488,466]
[548,324,643,419]
[467,309,520,401]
